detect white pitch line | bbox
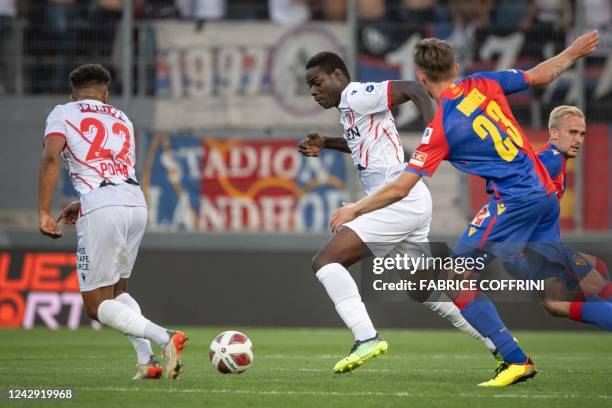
[75,387,611,400]
[272,368,391,373]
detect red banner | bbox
[200,138,349,232]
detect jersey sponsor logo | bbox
[497,203,507,215]
[409,150,427,167]
[421,127,433,145]
[470,205,491,227]
[364,83,379,94]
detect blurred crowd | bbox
[2,1,605,28]
[0,0,609,94]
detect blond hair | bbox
[548,105,585,129]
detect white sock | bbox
[316,263,377,341]
[115,293,155,364]
[423,297,497,353]
[97,299,170,348]
[143,321,170,348]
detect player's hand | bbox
[298,133,325,157]
[57,201,81,225]
[569,30,599,59]
[39,212,63,239]
[330,202,358,232]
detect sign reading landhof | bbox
[154,21,350,130]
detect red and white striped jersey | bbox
[44,99,146,214]
[338,81,405,195]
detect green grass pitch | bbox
[0,328,610,407]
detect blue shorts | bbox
[453,193,565,266]
[502,246,579,288]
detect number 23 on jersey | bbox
[457,88,523,162]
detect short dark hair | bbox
[69,64,111,91]
[306,51,350,81]
[414,38,455,82]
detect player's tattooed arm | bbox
[389,81,436,123]
[526,30,599,87]
[298,133,350,157]
[38,135,65,239]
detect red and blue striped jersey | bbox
[536,143,566,200]
[406,70,555,199]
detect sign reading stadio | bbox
[0,251,99,329]
[141,133,351,232]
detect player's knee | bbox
[312,251,337,273]
[82,296,106,321]
[84,302,99,321]
[311,253,325,273]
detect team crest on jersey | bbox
[470,205,491,227]
[409,151,427,167]
[421,127,433,145]
[342,110,356,128]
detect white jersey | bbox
[44,99,146,215]
[339,81,406,195]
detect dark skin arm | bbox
[389,80,435,124]
[298,133,350,156]
[298,80,435,157]
[38,136,66,238]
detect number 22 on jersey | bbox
[81,117,132,166]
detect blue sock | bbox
[459,294,527,363]
[572,300,612,331]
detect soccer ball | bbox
[209,331,254,374]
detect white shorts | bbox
[75,206,147,292]
[343,180,432,257]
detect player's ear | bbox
[549,127,559,143]
[102,89,109,103]
[452,63,459,77]
[416,69,426,84]
[333,68,344,82]
[69,93,75,102]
